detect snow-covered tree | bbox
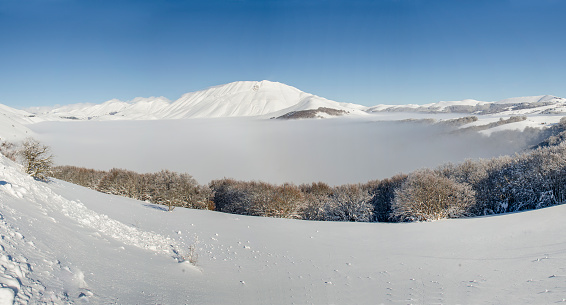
[392,169,475,221]
[368,174,407,222]
[300,184,373,222]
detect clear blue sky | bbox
[1,0,565,108]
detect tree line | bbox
[53,167,212,211]
[49,139,566,222]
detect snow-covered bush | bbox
[391,169,475,221]
[261,183,304,218]
[0,141,18,161]
[299,184,373,222]
[474,145,566,214]
[326,185,373,222]
[298,182,333,220]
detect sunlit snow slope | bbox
[2,152,566,304]
[0,105,38,141]
[20,80,566,123]
[29,81,367,120]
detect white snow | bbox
[495,95,556,105]
[2,83,566,303]
[1,152,566,303]
[28,81,367,121]
[0,116,34,142]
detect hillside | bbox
[367,95,566,115]
[2,153,566,303]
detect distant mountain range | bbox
[1,80,565,123]
[25,81,367,121]
[367,95,566,116]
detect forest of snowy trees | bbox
[3,118,566,222]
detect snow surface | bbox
[495,95,557,105]
[2,153,566,303]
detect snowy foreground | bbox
[2,155,566,304]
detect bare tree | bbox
[18,138,54,181]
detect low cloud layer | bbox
[31,117,542,185]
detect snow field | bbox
[0,156,199,303]
[3,150,566,302]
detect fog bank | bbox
[30,117,541,185]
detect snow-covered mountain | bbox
[27,81,367,121]
[367,95,566,115]
[28,97,172,121]
[155,80,366,119]
[0,81,564,143]
[15,81,566,121]
[0,104,40,141]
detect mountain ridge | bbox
[4,81,566,121]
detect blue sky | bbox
[1,0,565,108]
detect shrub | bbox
[326,185,373,222]
[391,169,475,221]
[210,179,304,218]
[145,170,211,211]
[18,138,54,181]
[474,146,566,214]
[96,168,144,200]
[52,165,107,189]
[300,184,373,222]
[0,141,18,161]
[209,178,253,215]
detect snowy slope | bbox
[368,95,566,115]
[0,105,38,141]
[21,80,566,121]
[29,97,172,121]
[155,80,314,119]
[29,81,366,120]
[2,153,566,304]
[367,99,490,112]
[495,95,557,105]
